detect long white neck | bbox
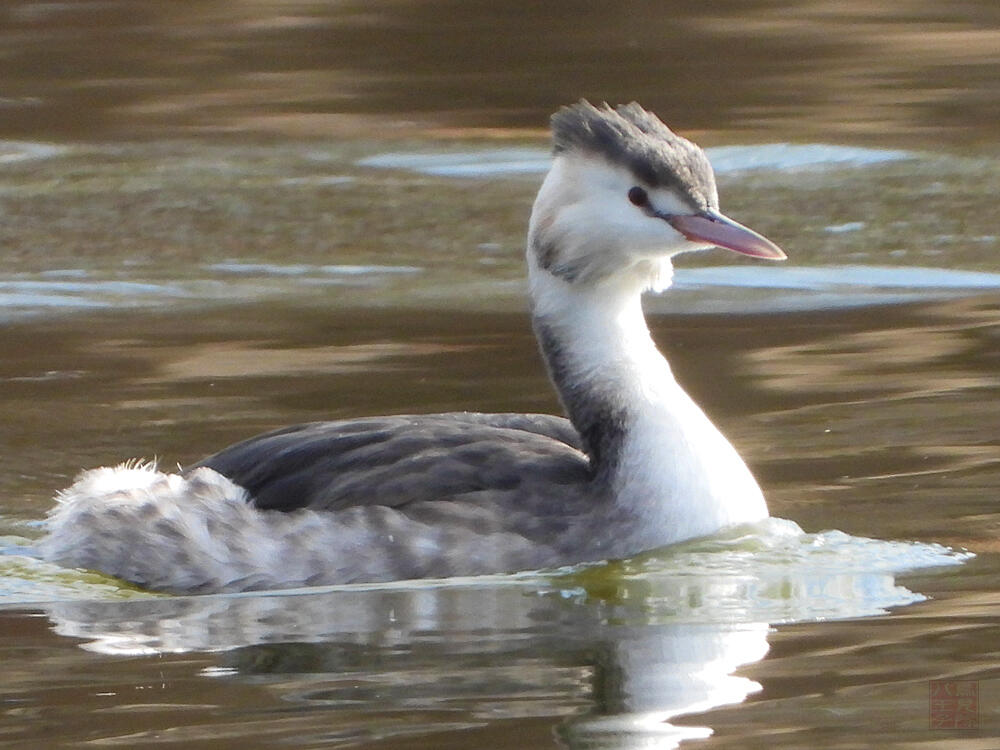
[528,259,768,549]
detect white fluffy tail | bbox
[39,463,378,593]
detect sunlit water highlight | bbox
[355,143,914,178]
[4,264,1000,320]
[0,140,68,164]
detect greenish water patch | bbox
[0,551,158,602]
[1,138,997,316]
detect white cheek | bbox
[580,193,677,247]
[532,157,696,263]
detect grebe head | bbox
[528,101,785,294]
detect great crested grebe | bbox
[41,101,786,593]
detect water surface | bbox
[2,290,998,748]
[2,1,1000,748]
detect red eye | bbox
[627,186,648,207]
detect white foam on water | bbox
[593,517,972,624]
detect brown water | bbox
[2,0,999,146]
[2,1,1000,748]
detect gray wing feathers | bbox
[190,413,590,514]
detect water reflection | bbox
[36,590,765,748]
[561,625,768,749]
[29,521,963,749]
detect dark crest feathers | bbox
[551,100,717,209]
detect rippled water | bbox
[2,287,998,748]
[2,1,1000,748]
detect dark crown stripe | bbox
[551,100,717,210]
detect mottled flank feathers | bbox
[40,461,571,593]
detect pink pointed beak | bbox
[668,211,786,260]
